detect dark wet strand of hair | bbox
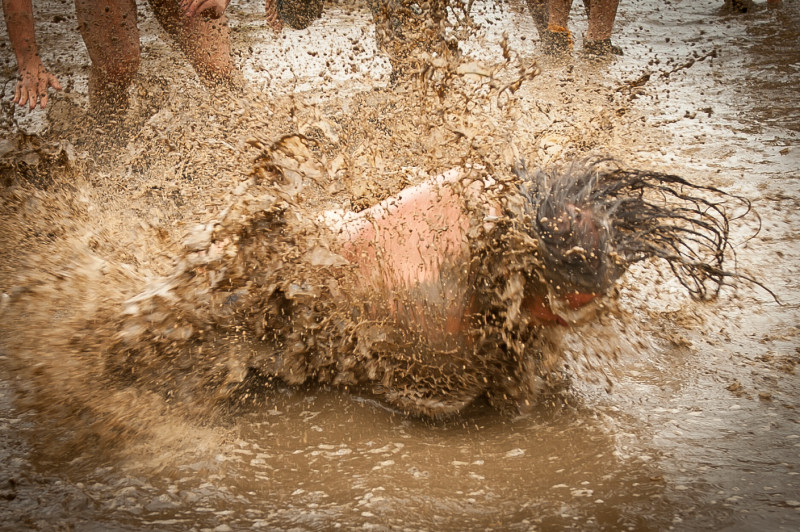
[514,158,768,299]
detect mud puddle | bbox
[1,0,799,530]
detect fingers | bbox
[12,78,36,109]
[24,81,38,109]
[39,74,63,108]
[48,73,63,92]
[179,0,198,17]
[12,72,62,110]
[18,87,32,109]
[13,83,24,108]
[37,75,49,109]
[16,83,36,110]
[180,0,223,18]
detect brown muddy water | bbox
[1,0,799,530]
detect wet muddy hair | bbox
[514,157,745,300]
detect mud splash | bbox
[1,0,799,530]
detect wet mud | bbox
[1,0,799,530]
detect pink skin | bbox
[524,291,596,326]
[5,0,234,113]
[329,169,474,336]
[2,0,63,109]
[180,0,229,18]
[328,168,596,333]
[334,169,472,292]
[583,0,619,42]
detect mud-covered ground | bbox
[1,0,799,530]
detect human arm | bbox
[2,0,62,109]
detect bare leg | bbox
[585,0,618,41]
[583,0,621,56]
[548,0,573,31]
[74,0,140,115]
[148,0,236,86]
[526,0,548,35]
[539,0,573,55]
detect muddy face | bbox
[1,0,799,530]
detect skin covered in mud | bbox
[321,165,603,415]
[97,136,743,419]
[103,160,520,418]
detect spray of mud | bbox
[0,0,765,491]
[0,5,555,466]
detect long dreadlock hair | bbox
[514,157,754,300]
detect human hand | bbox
[14,59,62,110]
[180,0,230,18]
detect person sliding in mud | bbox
[111,152,745,418]
[527,0,621,57]
[3,0,236,116]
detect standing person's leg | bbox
[526,0,548,35]
[585,0,618,41]
[148,0,236,86]
[74,0,140,115]
[547,0,573,30]
[583,0,621,56]
[541,0,573,55]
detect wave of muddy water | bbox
[1,0,799,530]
